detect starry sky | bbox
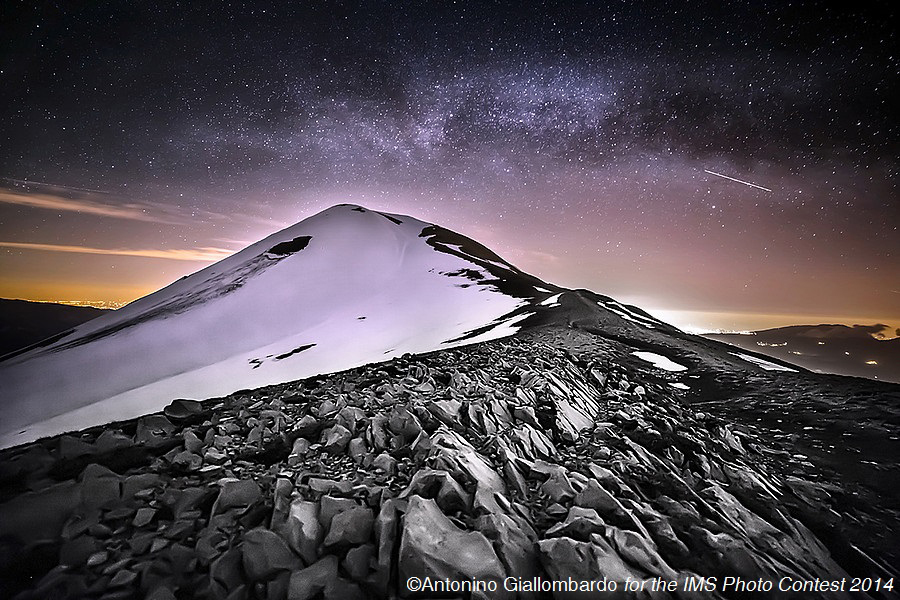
[0,1,897,333]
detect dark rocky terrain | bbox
[707,325,899,384]
[0,298,108,358]
[1,306,898,599]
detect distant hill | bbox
[706,324,899,383]
[0,299,109,357]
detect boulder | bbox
[284,500,321,564]
[293,415,320,438]
[545,506,606,541]
[372,453,397,475]
[79,463,121,510]
[93,430,134,453]
[136,415,176,445]
[321,424,352,454]
[475,512,541,586]
[369,498,403,595]
[287,554,336,600]
[318,496,357,529]
[400,468,471,513]
[540,469,576,504]
[387,406,422,442]
[242,527,300,580]
[399,496,509,599]
[605,525,678,580]
[172,450,202,471]
[323,506,374,549]
[213,479,261,515]
[164,399,204,421]
[183,430,204,454]
[132,507,157,528]
[343,543,375,581]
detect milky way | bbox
[0,1,896,330]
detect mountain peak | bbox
[0,206,545,446]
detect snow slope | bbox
[0,205,552,448]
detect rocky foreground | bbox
[0,326,897,599]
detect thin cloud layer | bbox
[0,188,178,223]
[0,241,234,262]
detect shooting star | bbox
[703,169,772,192]
[1,177,110,195]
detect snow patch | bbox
[632,351,688,372]
[539,293,562,307]
[599,300,661,329]
[669,382,690,390]
[730,352,798,372]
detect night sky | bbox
[0,1,897,333]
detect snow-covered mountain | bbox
[1,204,573,447]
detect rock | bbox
[605,525,679,580]
[172,450,203,471]
[204,447,229,465]
[319,496,357,529]
[545,506,606,541]
[93,430,134,453]
[343,543,375,581]
[242,527,300,580]
[183,430,204,453]
[323,506,374,548]
[540,469,576,504]
[121,473,162,499]
[336,406,366,434]
[475,512,541,585]
[0,480,79,543]
[164,398,204,421]
[267,572,291,600]
[321,424,352,454]
[372,453,396,475]
[132,507,157,528]
[369,498,403,595]
[79,463,121,509]
[59,434,96,459]
[387,406,422,442]
[210,547,245,598]
[86,550,109,567]
[287,554,337,600]
[213,479,261,514]
[136,415,176,445]
[400,468,471,513]
[293,415,320,438]
[108,569,137,587]
[546,503,568,518]
[368,415,391,451]
[399,496,509,598]
[162,486,213,519]
[322,578,367,600]
[146,586,177,600]
[288,438,311,466]
[539,535,643,590]
[59,535,100,566]
[307,478,353,495]
[574,479,622,516]
[347,437,367,463]
[269,479,294,539]
[285,500,321,564]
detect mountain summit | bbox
[0,205,556,446]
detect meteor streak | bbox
[703,169,772,192]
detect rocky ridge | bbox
[0,326,897,599]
